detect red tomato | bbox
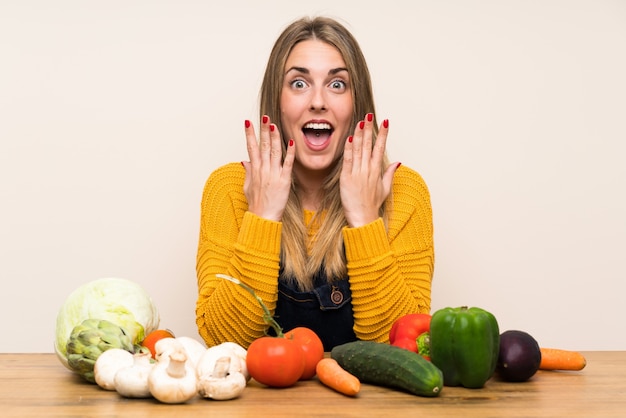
[246,336,305,387]
[285,327,324,380]
[141,329,175,359]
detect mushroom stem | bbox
[165,350,188,379]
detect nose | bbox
[309,87,327,112]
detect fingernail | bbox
[348,136,353,143]
[270,124,275,132]
[241,161,245,167]
[289,139,294,147]
[383,119,389,128]
[359,121,365,129]
[262,115,269,124]
[245,120,251,128]
[367,113,373,122]
[397,162,402,168]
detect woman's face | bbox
[280,39,353,178]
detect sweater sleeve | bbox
[342,165,434,343]
[195,163,282,348]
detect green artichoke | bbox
[66,318,137,382]
[55,277,159,370]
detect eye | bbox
[290,79,308,89]
[329,79,347,92]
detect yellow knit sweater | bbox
[196,162,434,348]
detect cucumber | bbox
[330,340,443,397]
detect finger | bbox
[361,113,374,164]
[351,120,364,172]
[269,123,283,167]
[381,161,401,198]
[282,138,296,178]
[371,118,389,167]
[342,135,354,173]
[241,161,251,190]
[259,114,271,163]
[244,119,261,167]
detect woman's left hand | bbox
[340,113,400,228]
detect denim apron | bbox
[272,268,357,351]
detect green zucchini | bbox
[330,340,443,397]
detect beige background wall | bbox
[2,0,624,352]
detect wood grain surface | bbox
[1,351,623,417]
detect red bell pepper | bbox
[389,313,432,360]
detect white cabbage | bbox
[55,277,160,369]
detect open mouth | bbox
[302,122,333,148]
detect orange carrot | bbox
[539,348,587,371]
[316,358,360,396]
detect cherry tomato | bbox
[285,327,324,380]
[141,329,175,359]
[246,336,305,387]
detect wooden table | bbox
[1,352,624,417]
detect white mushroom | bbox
[216,341,249,381]
[197,356,246,400]
[148,347,197,404]
[114,351,154,398]
[196,343,248,381]
[175,336,208,367]
[93,348,134,391]
[153,337,181,363]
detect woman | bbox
[196,16,433,351]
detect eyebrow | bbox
[285,66,349,76]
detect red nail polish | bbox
[289,139,294,147]
[359,121,365,129]
[262,115,269,124]
[383,119,389,128]
[241,161,245,167]
[245,120,251,128]
[367,113,373,122]
[348,136,353,143]
[397,162,402,168]
[270,124,275,132]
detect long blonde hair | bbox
[260,16,389,291]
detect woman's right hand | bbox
[242,115,295,222]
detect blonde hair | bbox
[260,16,389,291]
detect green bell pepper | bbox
[429,306,500,388]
